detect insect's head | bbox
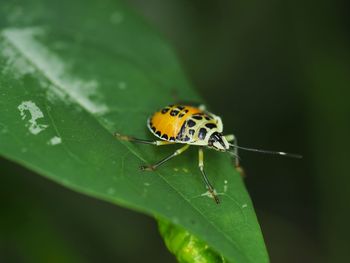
[207,132,230,151]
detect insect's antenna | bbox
[228,143,302,159]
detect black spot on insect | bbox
[161,108,170,114]
[156,131,161,137]
[169,136,175,141]
[192,115,203,120]
[170,110,179,116]
[152,126,156,132]
[178,113,185,118]
[205,123,217,129]
[176,105,185,110]
[176,123,187,140]
[184,136,191,142]
[187,119,196,127]
[162,134,168,140]
[184,109,189,113]
[188,129,195,135]
[205,116,212,121]
[198,128,207,140]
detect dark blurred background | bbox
[1,0,349,262]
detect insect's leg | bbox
[224,134,245,177]
[114,132,174,146]
[198,147,220,204]
[140,144,190,171]
[224,134,239,166]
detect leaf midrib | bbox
[2,27,249,263]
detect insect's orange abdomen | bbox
[148,105,202,140]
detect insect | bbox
[114,104,301,204]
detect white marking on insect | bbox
[18,101,48,135]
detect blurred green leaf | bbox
[1,162,85,263]
[0,159,174,263]
[0,0,268,262]
[1,187,85,263]
[158,218,230,263]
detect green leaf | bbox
[158,218,229,263]
[0,1,269,262]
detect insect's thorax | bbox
[176,113,223,146]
